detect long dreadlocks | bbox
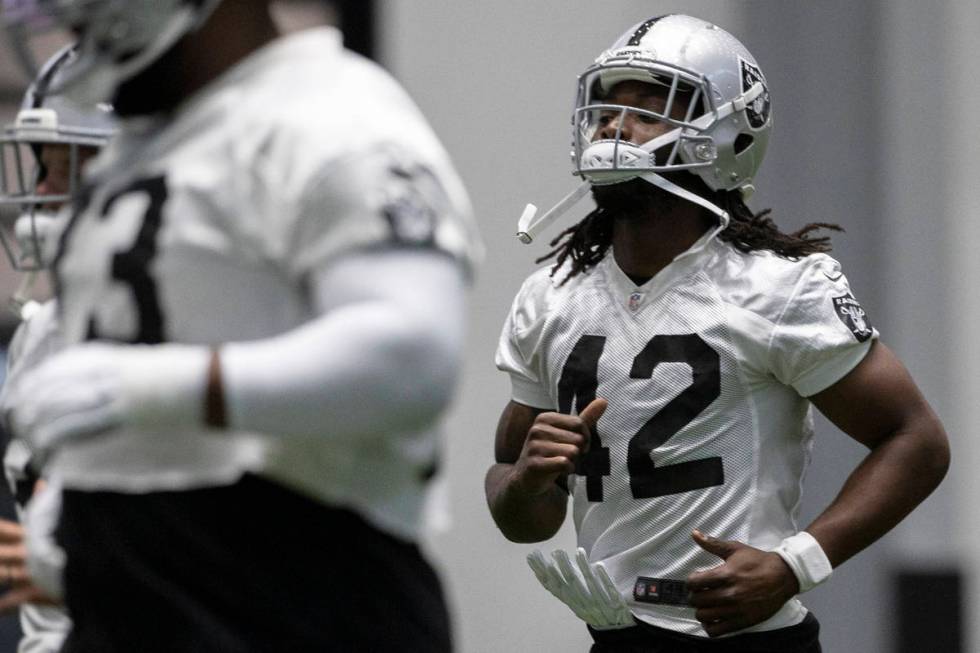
[537,176,842,284]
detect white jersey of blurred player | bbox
[49,27,478,540]
[497,235,877,635]
[1,301,70,653]
[3,303,62,496]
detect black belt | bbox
[633,576,690,606]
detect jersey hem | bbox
[509,375,555,409]
[794,334,876,397]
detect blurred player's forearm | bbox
[220,249,466,441]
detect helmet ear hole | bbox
[734,133,754,155]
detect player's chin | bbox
[591,177,680,217]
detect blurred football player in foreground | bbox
[1,1,480,650]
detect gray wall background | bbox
[381,2,978,652]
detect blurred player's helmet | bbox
[517,15,771,243]
[1,0,224,104]
[0,45,116,274]
[575,14,771,201]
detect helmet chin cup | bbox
[578,140,649,185]
[13,210,59,269]
[578,127,684,186]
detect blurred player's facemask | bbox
[0,44,116,317]
[517,14,772,244]
[1,0,223,105]
[0,140,76,272]
[0,133,78,320]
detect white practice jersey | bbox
[48,28,479,539]
[497,232,877,635]
[2,300,62,497]
[0,301,72,653]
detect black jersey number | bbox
[83,175,168,344]
[558,333,724,502]
[557,335,610,501]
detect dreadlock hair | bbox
[714,190,841,259]
[537,175,842,285]
[535,203,615,285]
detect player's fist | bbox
[512,398,607,496]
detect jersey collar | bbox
[600,224,723,314]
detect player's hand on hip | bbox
[686,529,799,637]
[512,398,607,496]
[6,342,211,458]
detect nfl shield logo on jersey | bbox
[833,294,873,342]
[628,291,644,312]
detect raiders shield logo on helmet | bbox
[740,59,771,129]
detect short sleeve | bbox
[495,275,556,410]
[768,256,878,397]
[286,144,477,281]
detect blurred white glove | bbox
[6,342,211,459]
[527,547,634,629]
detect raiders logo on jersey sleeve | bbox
[380,161,446,246]
[833,293,873,342]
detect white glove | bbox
[6,342,211,459]
[527,547,634,629]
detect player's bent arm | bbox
[804,340,949,568]
[486,399,606,542]
[217,248,466,440]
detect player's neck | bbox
[611,205,714,283]
[113,3,280,117]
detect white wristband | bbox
[772,531,833,593]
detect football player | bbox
[487,15,948,652]
[0,44,117,653]
[1,1,480,651]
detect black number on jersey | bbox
[627,334,724,498]
[557,335,611,501]
[557,333,724,501]
[86,175,169,344]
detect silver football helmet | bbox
[518,15,772,243]
[0,45,116,316]
[2,0,224,105]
